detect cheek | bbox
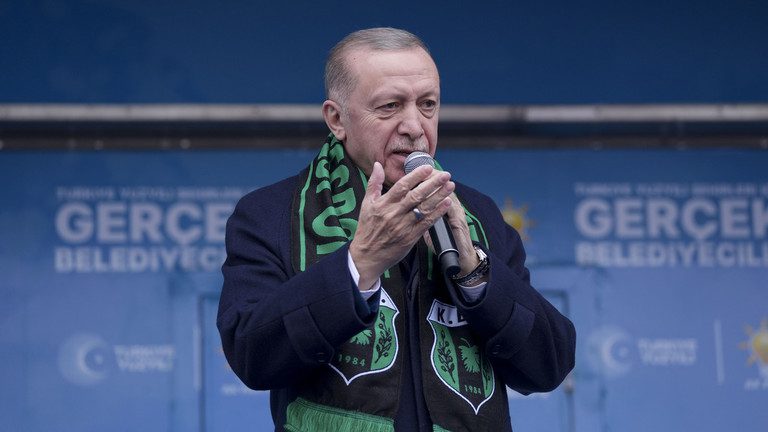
[424,119,439,148]
[382,155,401,176]
[382,151,405,183]
[384,166,405,186]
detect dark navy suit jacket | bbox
[217,173,576,431]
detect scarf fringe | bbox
[285,397,394,432]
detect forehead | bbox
[345,47,440,95]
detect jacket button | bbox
[316,352,328,363]
[490,345,502,356]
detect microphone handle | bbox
[429,216,461,277]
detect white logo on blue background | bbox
[58,333,111,386]
[587,326,634,378]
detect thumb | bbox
[366,161,384,200]
[422,231,435,254]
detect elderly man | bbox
[218,27,575,431]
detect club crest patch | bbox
[427,299,495,414]
[329,288,399,385]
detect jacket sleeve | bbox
[449,192,576,395]
[216,189,378,390]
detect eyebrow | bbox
[370,88,440,104]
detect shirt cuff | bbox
[347,251,381,301]
[457,281,487,302]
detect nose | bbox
[397,104,424,140]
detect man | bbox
[218,27,575,431]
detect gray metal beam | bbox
[2,104,768,123]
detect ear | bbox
[322,100,346,141]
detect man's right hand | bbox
[349,161,455,291]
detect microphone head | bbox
[403,151,435,174]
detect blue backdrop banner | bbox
[1,147,767,431]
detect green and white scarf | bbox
[287,134,509,432]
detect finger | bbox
[416,196,453,228]
[445,193,466,225]
[422,230,435,254]
[444,194,476,256]
[414,178,455,214]
[384,164,434,200]
[366,161,385,201]
[402,170,451,209]
[444,194,472,234]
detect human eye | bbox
[378,101,400,111]
[420,99,438,114]
[374,101,400,117]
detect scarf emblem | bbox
[329,288,400,384]
[427,299,495,414]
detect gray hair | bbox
[324,27,432,105]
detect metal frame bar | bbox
[2,104,768,123]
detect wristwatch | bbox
[450,245,489,285]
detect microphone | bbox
[404,152,461,277]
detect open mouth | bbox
[391,152,413,170]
